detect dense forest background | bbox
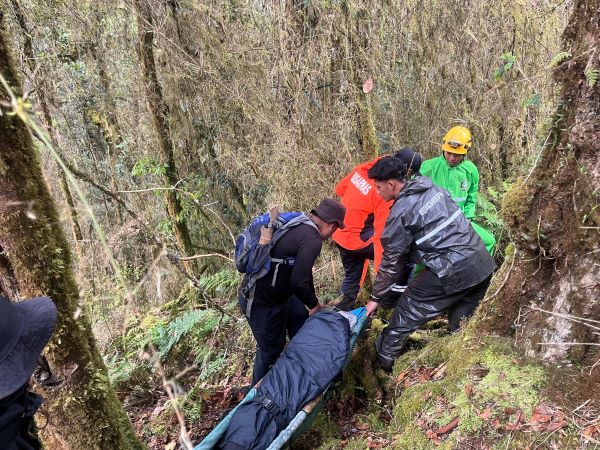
[1,0,599,448]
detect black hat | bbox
[0,296,57,399]
[311,199,346,229]
[394,147,422,175]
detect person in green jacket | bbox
[420,126,496,254]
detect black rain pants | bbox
[0,385,43,450]
[376,269,492,369]
[239,295,308,385]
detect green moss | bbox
[503,241,515,259]
[393,333,453,374]
[342,437,370,450]
[338,329,548,449]
[392,421,434,450]
[308,412,339,446]
[481,349,544,406]
[146,408,174,438]
[314,438,340,450]
[501,178,533,227]
[363,410,388,432]
[392,382,434,425]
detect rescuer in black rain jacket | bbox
[364,156,496,372]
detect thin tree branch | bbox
[118,186,181,194]
[180,253,233,262]
[167,253,235,319]
[64,161,140,220]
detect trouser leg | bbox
[239,297,288,385]
[447,275,492,332]
[376,293,449,369]
[336,243,374,311]
[376,269,466,370]
[471,221,496,255]
[285,295,309,339]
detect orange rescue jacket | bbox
[332,158,392,270]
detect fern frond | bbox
[549,51,571,68]
[156,309,220,358]
[585,68,599,87]
[199,269,240,296]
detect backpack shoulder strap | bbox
[279,213,318,233]
[270,214,318,245]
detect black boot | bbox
[376,355,393,373]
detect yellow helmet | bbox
[442,126,472,155]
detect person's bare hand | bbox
[308,303,322,316]
[365,300,379,317]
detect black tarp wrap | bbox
[218,310,351,450]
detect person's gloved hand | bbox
[365,300,379,317]
[308,303,322,316]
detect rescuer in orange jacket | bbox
[333,149,422,311]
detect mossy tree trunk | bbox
[341,1,379,160]
[9,0,84,255]
[134,0,195,266]
[164,5,247,223]
[0,13,145,450]
[84,23,127,224]
[478,0,600,385]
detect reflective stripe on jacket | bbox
[371,177,495,300]
[333,158,392,269]
[420,155,479,219]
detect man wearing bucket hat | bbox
[238,199,346,385]
[0,295,58,449]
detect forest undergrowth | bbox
[100,255,600,449]
[2,0,599,448]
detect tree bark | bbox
[477,0,600,379]
[134,0,195,265]
[9,0,84,254]
[341,1,379,160]
[84,32,127,224]
[0,12,145,450]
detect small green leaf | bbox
[523,93,541,108]
[493,52,516,81]
[131,157,165,177]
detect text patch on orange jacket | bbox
[332,157,392,270]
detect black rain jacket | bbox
[372,177,495,300]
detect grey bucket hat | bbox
[0,296,57,399]
[311,199,346,229]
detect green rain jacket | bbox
[420,155,496,254]
[420,155,478,219]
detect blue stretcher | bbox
[195,307,368,450]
